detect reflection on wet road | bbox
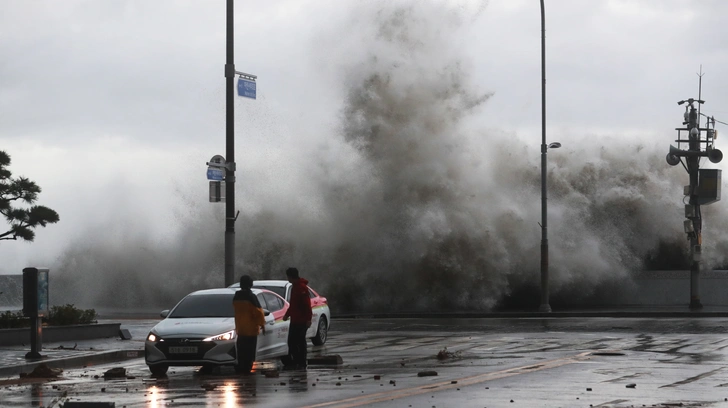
[3,317,728,407]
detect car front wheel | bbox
[149,364,168,376]
[311,316,328,346]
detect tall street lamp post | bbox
[539,0,560,313]
[224,0,236,287]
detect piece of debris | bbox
[23,364,63,378]
[451,380,458,384]
[373,375,381,380]
[103,367,127,379]
[390,380,396,385]
[119,328,133,340]
[336,382,341,386]
[586,388,592,391]
[418,371,438,377]
[626,383,636,388]
[436,347,461,360]
[53,343,77,350]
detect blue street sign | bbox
[207,168,224,181]
[237,77,256,99]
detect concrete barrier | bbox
[0,323,121,346]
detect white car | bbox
[228,280,331,345]
[144,288,289,376]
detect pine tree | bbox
[0,150,59,241]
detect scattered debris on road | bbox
[418,370,438,377]
[21,364,62,378]
[437,347,461,360]
[102,367,126,379]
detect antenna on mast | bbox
[697,65,705,125]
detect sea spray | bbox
[51,1,724,312]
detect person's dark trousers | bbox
[236,335,258,373]
[288,323,308,368]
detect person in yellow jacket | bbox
[233,275,266,374]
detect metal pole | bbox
[539,0,551,313]
[224,0,236,287]
[688,105,702,309]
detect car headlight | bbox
[203,330,236,342]
[147,332,162,342]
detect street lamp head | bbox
[548,142,561,149]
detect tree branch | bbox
[0,230,17,240]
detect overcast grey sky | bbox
[2,0,728,289]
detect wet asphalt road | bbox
[3,317,728,407]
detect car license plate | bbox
[169,346,197,354]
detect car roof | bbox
[253,280,290,287]
[188,288,266,296]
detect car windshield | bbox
[169,293,234,318]
[253,285,286,299]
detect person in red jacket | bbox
[282,267,312,369]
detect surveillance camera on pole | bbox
[666,68,723,310]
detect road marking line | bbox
[303,352,591,408]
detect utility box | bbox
[697,169,721,205]
[23,267,49,359]
[23,267,49,318]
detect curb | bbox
[0,349,143,378]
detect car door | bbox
[306,288,319,339]
[255,293,277,359]
[262,292,289,357]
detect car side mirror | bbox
[160,310,169,318]
[263,309,271,316]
